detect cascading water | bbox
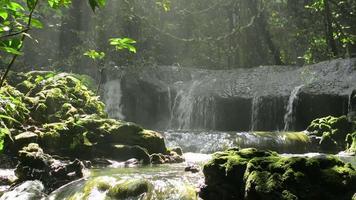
[284,85,303,131]
[170,81,199,130]
[250,95,261,131]
[103,80,125,120]
[162,131,312,154]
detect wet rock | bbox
[170,147,183,156]
[124,158,140,167]
[95,144,151,164]
[185,165,200,173]
[0,170,16,186]
[0,154,16,169]
[0,180,45,200]
[346,132,356,153]
[107,179,151,199]
[200,148,356,200]
[15,143,84,192]
[150,153,165,164]
[13,131,38,151]
[307,115,354,152]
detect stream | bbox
[42,131,356,200]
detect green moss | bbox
[107,179,151,199]
[307,115,353,152]
[2,71,171,164]
[346,132,356,153]
[202,148,356,200]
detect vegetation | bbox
[0,72,182,164]
[4,0,353,72]
[307,115,355,153]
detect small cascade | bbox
[103,80,125,120]
[170,81,199,130]
[162,131,311,154]
[250,95,261,131]
[193,96,216,130]
[348,90,356,120]
[284,85,303,131]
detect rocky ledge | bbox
[200,148,356,200]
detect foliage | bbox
[0,0,107,89]
[109,38,137,53]
[84,50,106,60]
[26,0,354,69]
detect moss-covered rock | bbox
[15,143,85,192]
[346,132,356,153]
[1,71,178,166]
[307,116,354,152]
[107,179,151,199]
[200,148,356,200]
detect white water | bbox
[250,95,261,131]
[170,81,199,130]
[284,85,303,131]
[103,80,125,120]
[162,131,311,154]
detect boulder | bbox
[107,179,151,199]
[307,116,354,152]
[200,148,356,200]
[15,143,84,192]
[0,180,45,200]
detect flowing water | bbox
[48,153,210,200]
[2,131,356,200]
[103,80,125,120]
[284,85,303,131]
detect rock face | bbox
[103,58,356,131]
[200,148,356,200]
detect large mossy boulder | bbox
[307,115,354,152]
[1,71,175,164]
[200,148,356,200]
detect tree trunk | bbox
[324,0,338,56]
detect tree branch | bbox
[0,0,39,89]
[0,28,31,40]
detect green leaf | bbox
[84,49,105,60]
[0,8,8,20]
[48,0,71,9]
[31,18,43,29]
[7,2,25,11]
[0,115,20,124]
[88,0,106,12]
[26,0,36,10]
[0,47,23,55]
[0,128,10,153]
[109,37,137,53]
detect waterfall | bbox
[284,85,303,131]
[170,81,198,130]
[193,96,216,129]
[250,95,261,131]
[103,80,125,120]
